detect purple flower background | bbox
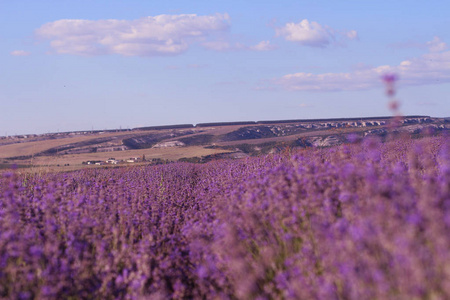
[1,136,449,299]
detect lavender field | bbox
[1,136,449,299]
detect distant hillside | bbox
[0,116,448,171]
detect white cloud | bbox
[202,40,275,52]
[346,30,358,40]
[35,14,230,56]
[274,38,450,91]
[276,19,357,48]
[390,36,447,52]
[249,40,276,51]
[10,50,31,56]
[427,36,447,53]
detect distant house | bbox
[106,158,119,164]
[86,160,103,165]
[125,157,142,163]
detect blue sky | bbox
[1,0,450,135]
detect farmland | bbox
[0,134,449,299]
[1,116,448,172]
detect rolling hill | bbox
[1,116,448,172]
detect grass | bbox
[11,146,233,173]
[0,131,136,159]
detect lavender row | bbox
[1,136,449,299]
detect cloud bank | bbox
[35,14,230,56]
[275,37,450,91]
[276,19,358,48]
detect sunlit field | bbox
[1,135,449,299]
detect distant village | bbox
[82,156,165,166]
